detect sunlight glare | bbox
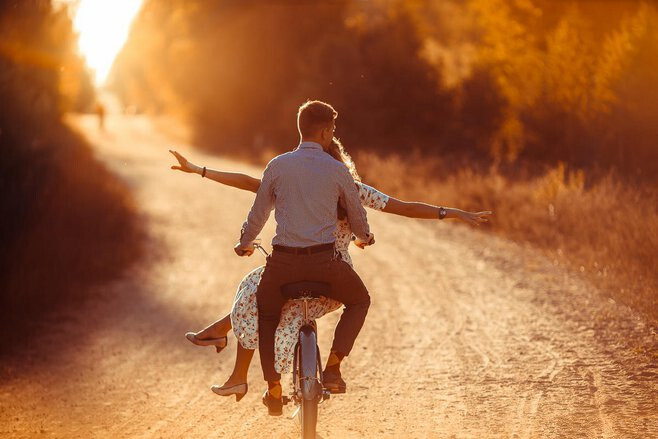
[71,0,143,86]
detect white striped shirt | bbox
[240,142,370,248]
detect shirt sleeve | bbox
[337,167,370,241]
[240,159,276,247]
[356,182,390,211]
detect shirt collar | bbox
[298,141,324,151]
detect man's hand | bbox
[353,233,375,249]
[456,210,493,226]
[234,242,255,257]
[169,149,201,174]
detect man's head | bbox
[297,100,337,149]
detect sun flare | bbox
[69,0,143,86]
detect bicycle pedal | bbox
[324,386,346,395]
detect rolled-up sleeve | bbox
[337,169,370,241]
[240,159,276,247]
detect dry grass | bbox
[355,152,658,326]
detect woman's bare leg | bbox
[193,313,232,339]
[220,343,255,387]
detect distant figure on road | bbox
[95,102,105,131]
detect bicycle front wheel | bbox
[297,324,321,439]
[300,397,318,439]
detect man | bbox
[235,100,374,416]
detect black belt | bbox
[273,243,334,255]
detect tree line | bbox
[111,0,658,182]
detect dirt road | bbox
[1,114,656,438]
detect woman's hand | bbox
[353,233,375,249]
[453,209,492,226]
[169,149,201,174]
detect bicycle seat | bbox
[281,281,330,300]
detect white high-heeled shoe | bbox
[185,332,228,353]
[211,382,248,402]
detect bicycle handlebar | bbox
[253,241,270,257]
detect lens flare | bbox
[70,0,143,86]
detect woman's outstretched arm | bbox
[383,197,492,226]
[169,150,261,193]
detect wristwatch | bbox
[438,207,447,220]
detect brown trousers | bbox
[256,248,371,381]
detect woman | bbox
[170,138,491,401]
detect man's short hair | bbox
[297,100,338,137]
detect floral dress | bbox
[230,182,389,373]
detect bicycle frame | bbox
[254,242,331,438]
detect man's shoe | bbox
[262,390,283,416]
[323,369,347,394]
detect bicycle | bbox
[254,243,332,439]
